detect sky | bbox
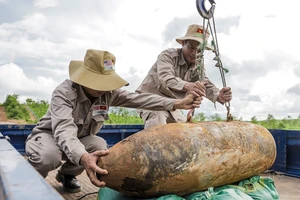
[0,0,299,121]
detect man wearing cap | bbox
[136,24,232,129]
[25,49,202,193]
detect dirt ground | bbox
[0,106,35,124]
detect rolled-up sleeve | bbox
[110,89,175,111]
[50,90,87,165]
[157,53,188,92]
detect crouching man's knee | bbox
[25,135,62,178]
[80,135,108,152]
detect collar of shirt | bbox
[76,84,96,103]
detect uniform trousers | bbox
[25,133,107,178]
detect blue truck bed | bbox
[0,124,300,199]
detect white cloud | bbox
[0,63,58,103]
[0,0,300,120]
[33,0,60,9]
[217,0,300,64]
[0,13,59,60]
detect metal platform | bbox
[261,172,300,200]
[46,169,99,200]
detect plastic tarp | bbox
[97,175,280,200]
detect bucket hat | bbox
[176,24,213,50]
[69,49,129,91]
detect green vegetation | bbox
[193,112,300,130]
[1,94,300,130]
[250,114,300,130]
[2,94,31,122]
[107,107,143,124]
[26,98,49,119]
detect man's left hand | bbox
[218,87,232,103]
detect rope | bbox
[199,1,233,121]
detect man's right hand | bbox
[184,81,207,97]
[173,94,203,110]
[80,150,109,187]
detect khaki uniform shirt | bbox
[136,48,219,102]
[29,79,175,165]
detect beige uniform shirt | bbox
[136,48,219,102]
[29,79,175,165]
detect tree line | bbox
[1,94,300,130]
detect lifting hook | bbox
[196,0,216,19]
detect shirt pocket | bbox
[90,114,105,135]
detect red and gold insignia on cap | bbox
[197,28,204,34]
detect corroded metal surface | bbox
[97,121,276,198]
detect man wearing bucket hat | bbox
[25,49,202,193]
[136,24,232,129]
